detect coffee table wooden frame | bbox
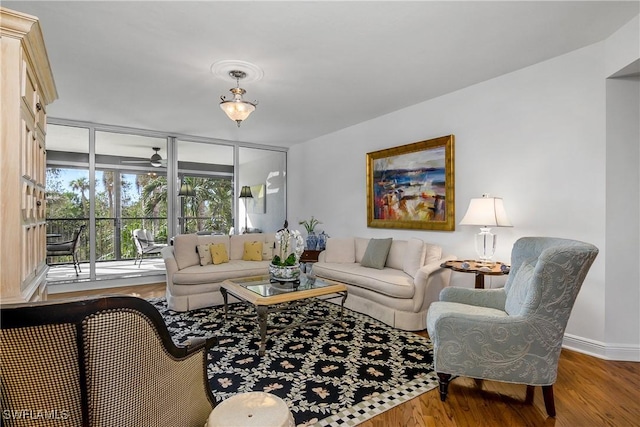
[220,275,348,356]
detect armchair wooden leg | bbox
[525,385,535,404]
[437,373,452,402]
[542,385,556,417]
[525,385,555,417]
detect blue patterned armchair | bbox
[426,237,598,416]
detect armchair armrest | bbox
[439,287,507,310]
[47,240,74,248]
[161,246,179,287]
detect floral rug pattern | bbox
[150,298,438,426]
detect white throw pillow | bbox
[197,244,212,266]
[324,237,356,263]
[403,238,426,278]
[354,237,370,263]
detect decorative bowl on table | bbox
[269,264,301,288]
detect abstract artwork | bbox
[366,135,455,231]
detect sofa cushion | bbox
[173,234,199,270]
[172,260,270,285]
[263,236,276,261]
[403,238,426,278]
[354,237,370,264]
[243,241,263,261]
[385,240,406,270]
[361,238,393,270]
[424,243,443,266]
[313,262,415,299]
[210,243,229,265]
[324,237,355,263]
[196,244,212,266]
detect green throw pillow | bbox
[360,238,393,270]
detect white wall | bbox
[603,14,640,361]
[288,18,640,360]
[605,74,640,361]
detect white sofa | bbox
[162,233,276,311]
[312,237,455,331]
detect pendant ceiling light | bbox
[220,70,257,127]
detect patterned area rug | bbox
[150,298,438,426]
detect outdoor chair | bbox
[427,237,598,417]
[133,229,167,267]
[46,224,85,275]
[0,296,217,427]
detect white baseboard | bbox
[563,333,640,362]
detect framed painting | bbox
[366,135,455,231]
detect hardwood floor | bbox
[50,284,640,427]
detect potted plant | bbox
[299,216,322,249]
[269,228,305,283]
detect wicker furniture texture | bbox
[0,296,217,427]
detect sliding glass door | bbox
[45,121,288,286]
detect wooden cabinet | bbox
[1,7,58,303]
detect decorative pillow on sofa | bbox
[360,238,393,270]
[243,241,263,261]
[210,243,229,265]
[196,244,212,266]
[262,238,276,261]
[324,237,355,263]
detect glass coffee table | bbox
[220,274,348,356]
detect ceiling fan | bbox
[121,147,167,168]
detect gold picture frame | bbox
[366,135,455,231]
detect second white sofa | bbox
[313,236,455,331]
[162,233,276,311]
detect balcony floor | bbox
[47,257,166,285]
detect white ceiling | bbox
[5,1,639,148]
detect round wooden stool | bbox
[207,392,295,427]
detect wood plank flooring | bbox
[50,283,640,427]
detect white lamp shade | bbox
[460,196,512,227]
[220,100,255,122]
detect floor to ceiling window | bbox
[237,147,287,233]
[94,131,169,279]
[45,120,287,287]
[176,140,234,235]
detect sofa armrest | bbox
[439,287,507,310]
[161,246,179,288]
[317,250,326,262]
[412,254,456,312]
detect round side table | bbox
[206,392,295,427]
[440,260,509,289]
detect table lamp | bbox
[459,193,512,264]
[239,186,253,234]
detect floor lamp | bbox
[239,186,253,234]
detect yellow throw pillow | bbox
[243,241,263,261]
[210,243,229,265]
